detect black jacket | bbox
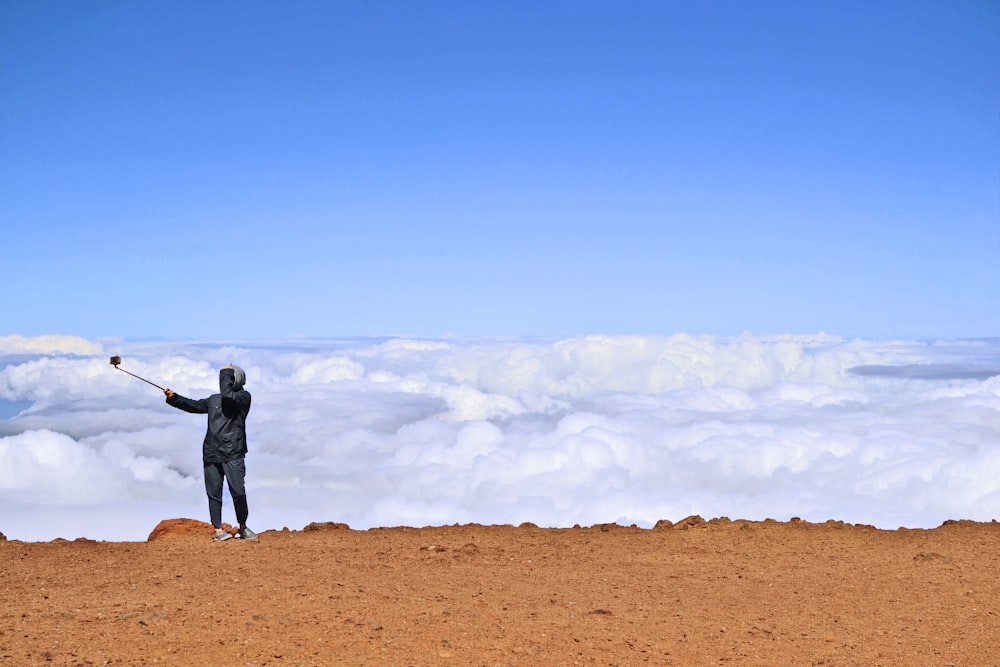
[167,368,252,463]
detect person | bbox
[164,365,256,541]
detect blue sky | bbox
[2,1,998,340]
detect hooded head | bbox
[231,365,247,391]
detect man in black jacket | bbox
[164,365,256,541]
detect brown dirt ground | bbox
[2,516,999,666]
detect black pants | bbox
[204,458,248,529]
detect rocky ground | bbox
[2,516,999,666]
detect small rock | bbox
[674,515,706,529]
[303,521,350,532]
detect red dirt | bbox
[2,517,999,666]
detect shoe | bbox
[238,527,257,541]
[213,531,233,541]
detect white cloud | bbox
[2,333,1000,541]
[0,335,102,356]
[0,430,124,504]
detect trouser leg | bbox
[203,462,225,529]
[222,458,249,526]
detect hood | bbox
[229,365,246,391]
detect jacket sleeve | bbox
[219,368,252,415]
[166,392,210,414]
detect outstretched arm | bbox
[164,388,209,414]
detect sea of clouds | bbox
[2,333,1000,541]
